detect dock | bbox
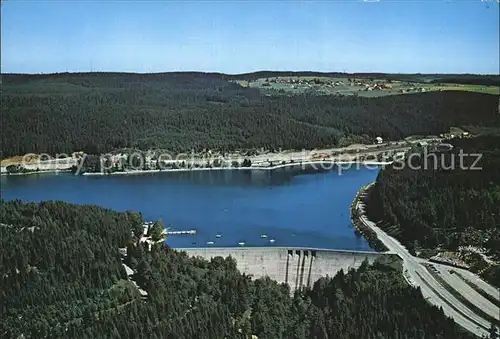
[143,221,197,236]
[165,229,197,235]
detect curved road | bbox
[450,266,500,302]
[434,264,499,320]
[356,194,499,338]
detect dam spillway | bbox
[177,247,388,291]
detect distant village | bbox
[258,77,429,93]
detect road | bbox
[355,191,499,338]
[433,264,499,320]
[450,266,500,302]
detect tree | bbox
[213,158,222,167]
[242,159,252,167]
[150,220,165,242]
[4,73,498,159]
[127,211,144,239]
[489,324,499,339]
[366,136,500,287]
[1,197,478,339]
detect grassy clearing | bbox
[374,255,403,271]
[424,264,500,327]
[233,80,249,87]
[427,83,500,95]
[250,78,410,97]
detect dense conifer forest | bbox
[366,136,500,287]
[0,199,477,339]
[2,72,499,157]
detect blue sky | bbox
[1,0,499,74]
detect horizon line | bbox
[2,70,499,76]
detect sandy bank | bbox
[1,169,73,177]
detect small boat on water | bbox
[207,241,215,245]
[269,239,276,244]
[216,234,222,238]
[260,234,268,239]
[238,241,245,246]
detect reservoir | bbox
[0,166,379,250]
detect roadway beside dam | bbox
[178,247,389,291]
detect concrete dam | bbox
[178,247,388,291]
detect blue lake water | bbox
[0,166,379,250]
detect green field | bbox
[426,83,500,95]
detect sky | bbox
[1,0,499,74]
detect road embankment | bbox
[350,183,388,252]
[352,183,498,338]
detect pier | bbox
[142,222,197,236]
[165,229,197,235]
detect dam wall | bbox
[177,247,388,291]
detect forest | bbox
[2,72,499,157]
[0,199,481,339]
[366,136,500,287]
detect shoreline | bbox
[0,159,391,177]
[0,137,424,178]
[0,169,73,177]
[349,182,389,252]
[81,160,392,176]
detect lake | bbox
[0,166,379,250]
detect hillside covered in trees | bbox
[2,72,499,157]
[0,199,477,339]
[366,136,500,287]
